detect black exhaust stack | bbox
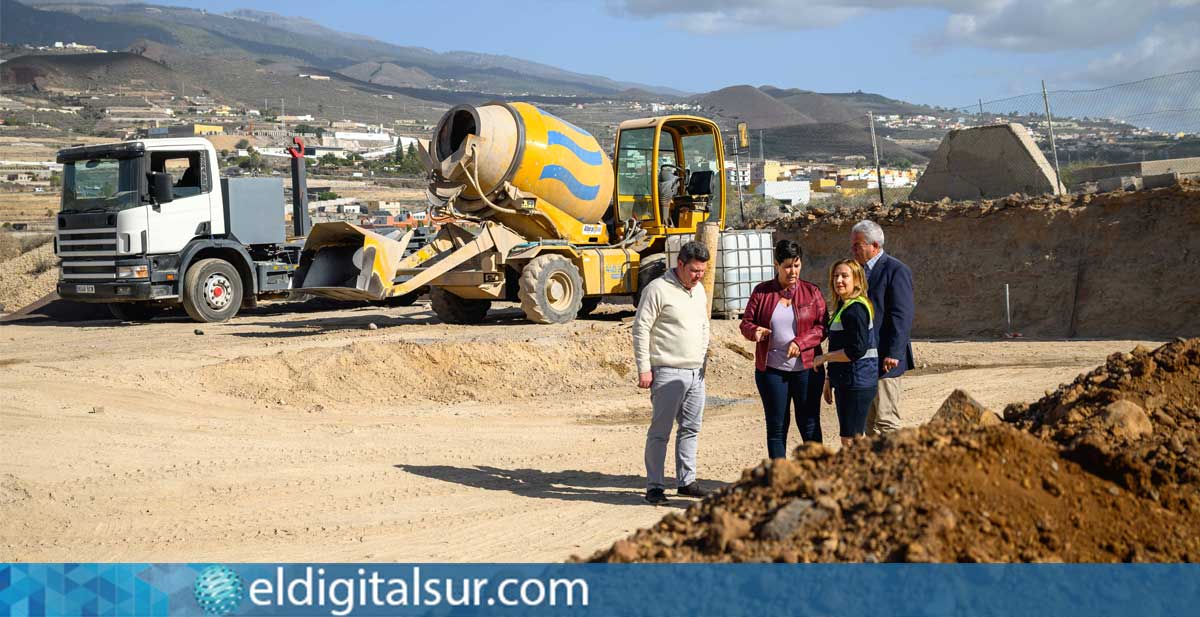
[288,136,312,237]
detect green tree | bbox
[319,153,339,167]
[50,172,62,188]
[317,191,340,200]
[235,138,251,150]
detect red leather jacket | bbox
[739,278,828,371]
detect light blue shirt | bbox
[865,251,885,276]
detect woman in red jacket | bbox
[740,239,828,458]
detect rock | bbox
[707,507,751,552]
[760,499,815,541]
[931,389,1001,426]
[768,459,801,489]
[611,540,640,562]
[1101,400,1153,440]
[366,322,378,330]
[193,329,205,335]
[89,406,104,414]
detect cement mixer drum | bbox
[432,102,615,224]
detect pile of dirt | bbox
[587,339,1200,563]
[0,241,58,314]
[767,181,1200,339]
[1006,338,1200,513]
[187,324,751,408]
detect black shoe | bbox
[644,488,669,505]
[677,482,710,498]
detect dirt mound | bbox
[0,241,58,314]
[588,340,1200,563]
[1006,338,1200,512]
[188,325,748,408]
[769,181,1200,338]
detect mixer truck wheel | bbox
[429,287,491,324]
[633,254,667,308]
[518,255,584,324]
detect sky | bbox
[139,0,1198,107]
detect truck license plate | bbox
[76,285,95,294]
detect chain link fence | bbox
[950,70,1200,191]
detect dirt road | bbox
[0,301,1159,561]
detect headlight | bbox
[117,265,149,279]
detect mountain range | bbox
[1,0,938,162]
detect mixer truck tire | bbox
[633,254,667,308]
[429,287,491,324]
[182,258,243,323]
[518,255,584,324]
[577,297,601,318]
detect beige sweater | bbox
[632,268,710,373]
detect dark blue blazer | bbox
[866,252,915,378]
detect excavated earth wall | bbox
[769,183,1200,339]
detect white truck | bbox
[54,137,309,322]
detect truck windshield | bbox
[61,157,141,213]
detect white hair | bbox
[851,220,885,247]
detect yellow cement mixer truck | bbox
[292,102,727,324]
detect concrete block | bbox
[910,123,1062,202]
[1097,176,1142,192]
[1143,172,1180,189]
[1071,157,1200,184]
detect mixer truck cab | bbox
[54,138,302,322]
[293,102,726,325]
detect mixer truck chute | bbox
[292,102,727,324]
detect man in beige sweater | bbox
[633,241,711,505]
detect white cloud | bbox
[609,0,1195,55]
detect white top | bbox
[632,268,710,374]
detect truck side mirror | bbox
[148,171,174,204]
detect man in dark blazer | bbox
[850,220,914,434]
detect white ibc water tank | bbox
[663,229,776,317]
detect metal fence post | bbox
[1041,80,1063,193]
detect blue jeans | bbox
[754,367,824,458]
[835,386,878,438]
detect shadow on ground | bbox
[395,463,705,509]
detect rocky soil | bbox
[588,339,1200,563]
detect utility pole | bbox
[759,129,764,163]
[978,98,984,116]
[1041,80,1063,193]
[869,112,886,207]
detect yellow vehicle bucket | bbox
[291,222,409,301]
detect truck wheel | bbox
[107,302,161,322]
[633,254,667,307]
[577,297,601,318]
[429,287,490,324]
[519,255,584,324]
[182,258,243,323]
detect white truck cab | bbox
[55,138,301,322]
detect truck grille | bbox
[57,226,118,280]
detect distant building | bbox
[146,123,224,137]
[756,181,811,206]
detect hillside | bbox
[761,122,928,164]
[1,52,175,90]
[13,0,685,97]
[693,85,815,129]
[338,62,437,88]
[822,90,936,117]
[759,86,865,125]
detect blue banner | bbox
[2,563,1198,616]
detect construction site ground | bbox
[0,300,1161,562]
